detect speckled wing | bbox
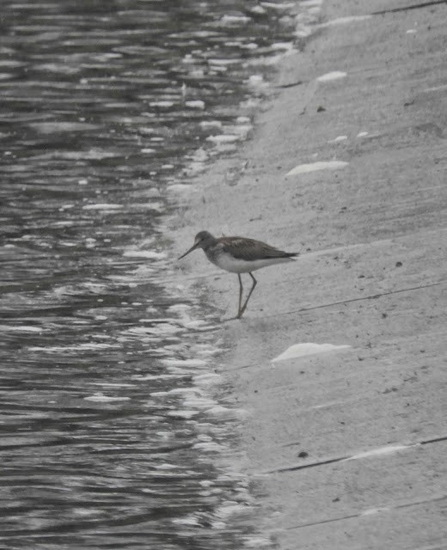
[220,237,297,261]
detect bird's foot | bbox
[221,315,240,323]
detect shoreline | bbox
[170,0,447,547]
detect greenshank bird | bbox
[179,230,298,319]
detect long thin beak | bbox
[178,242,199,260]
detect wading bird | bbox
[179,230,298,319]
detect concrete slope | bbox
[173,0,447,547]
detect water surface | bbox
[0,1,303,547]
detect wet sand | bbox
[172,0,447,547]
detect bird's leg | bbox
[238,273,257,318]
[236,274,243,318]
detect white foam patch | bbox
[0,325,43,332]
[221,14,250,24]
[150,100,174,108]
[160,358,208,368]
[318,15,372,27]
[44,149,117,160]
[92,382,135,388]
[147,471,185,479]
[83,203,123,210]
[247,74,264,85]
[206,134,240,143]
[84,393,130,402]
[300,0,323,6]
[194,441,225,452]
[185,100,205,109]
[29,122,98,133]
[361,507,390,517]
[155,463,177,470]
[272,343,351,362]
[166,410,199,419]
[53,221,75,227]
[199,120,222,129]
[250,5,266,14]
[29,343,117,352]
[262,2,295,10]
[215,502,247,519]
[123,250,166,260]
[128,202,164,211]
[172,515,201,526]
[357,131,369,138]
[286,160,348,176]
[199,479,213,487]
[424,84,447,93]
[133,373,183,381]
[129,323,183,336]
[208,58,239,66]
[317,71,347,83]
[343,444,417,461]
[138,317,174,324]
[151,389,195,400]
[167,183,194,193]
[228,124,252,138]
[328,135,348,143]
[180,319,213,330]
[185,396,215,409]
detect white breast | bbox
[210,252,292,274]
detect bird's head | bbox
[178,231,215,259]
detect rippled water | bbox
[0,1,304,547]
